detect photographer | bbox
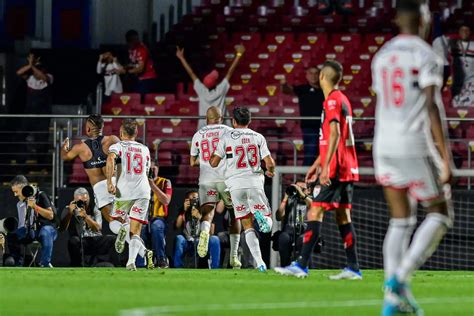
[173,190,220,269]
[274,181,313,267]
[10,175,57,267]
[60,188,115,267]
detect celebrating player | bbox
[190,106,242,268]
[210,107,275,272]
[106,119,154,271]
[371,1,453,315]
[275,60,361,279]
[61,114,119,223]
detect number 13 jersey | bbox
[109,141,151,201]
[371,35,444,158]
[214,128,271,190]
[191,124,232,184]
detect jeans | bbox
[301,127,319,166]
[136,218,167,267]
[38,225,57,266]
[173,234,220,269]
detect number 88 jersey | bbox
[371,35,444,158]
[109,140,151,201]
[191,124,232,184]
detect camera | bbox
[148,168,155,179]
[22,185,38,198]
[0,217,18,235]
[286,185,298,197]
[190,198,200,209]
[74,200,85,209]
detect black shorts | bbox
[312,179,354,211]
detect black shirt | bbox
[293,84,325,130]
[282,198,308,235]
[35,191,56,228]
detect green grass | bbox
[0,269,473,316]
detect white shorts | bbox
[199,182,232,208]
[93,178,116,209]
[229,188,271,220]
[111,198,150,224]
[374,156,446,206]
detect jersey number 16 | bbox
[382,67,405,107]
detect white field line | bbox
[119,297,474,316]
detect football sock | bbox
[338,223,360,272]
[229,233,240,258]
[128,235,145,264]
[109,220,121,234]
[200,221,211,233]
[244,228,265,267]
[396,213,451,282]
[383,217,416,279]
[296,221,322,268]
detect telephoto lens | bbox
[75,200,85,208]
[285,185,298,197]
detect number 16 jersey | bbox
[371,35,444,158]
[191,124,232,184]
[108,140,151,201]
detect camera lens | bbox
[76,200,85,208]
[21,185,35,198]
[285,185,298,196]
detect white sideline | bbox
[119,297,473,315]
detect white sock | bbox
[128,235,146,264]
[229,234,240,258]
[200,221,211,233]
[244,229,265,267]
[396,213,451,282]
[109,220,121,234]
[383,217,416,279]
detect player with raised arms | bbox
[190,106,242,268]
[275,60,361,279]
[210,107,275,272]
[106,119,154,271]
[371,1,454,314]
[61,114,119,223]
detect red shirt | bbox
[319,90,359,182]
[129,43,157,80]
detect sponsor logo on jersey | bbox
[207,190,218,197]
[114,210,126,216]
[253,204,266,211]
[235,205,246,212]
[131,206,144,214]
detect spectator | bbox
[281,67,325,166]
[16,53,53,142]
[125,29,157,100]
[176,45,245,128]
[449,25,474,107]
[60,188,116,267]
[140,161,172,268]
[10,175,57,267]
[274,181,313,267]
[97,51,125,101]
[174,190,220,269]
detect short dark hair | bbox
[322,60,343,85]
[233,107,251,126]
[87,114,104,129]
[125,29,139,41]
[185,190,198,199]
[10,175,28,187]
[396,0,421,13]
[121,119,138,137]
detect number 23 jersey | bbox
[371,35,444,158]
[190,124,232,184]
[109,141,151,201]
[214,128,271,190]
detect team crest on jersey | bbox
[207,190,218,197]
[328,100,337,110]
[235,205,246,212]
[253,204,266,211]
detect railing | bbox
[0,114,473,199]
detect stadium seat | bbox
[144,94,176,107]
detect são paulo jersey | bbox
[371,34,445,158]
[214,128,271,190]
[319,90,359,182]
[190,124,232,184]
[108,140,151,201]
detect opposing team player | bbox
[210,107,275,272]
[190,106,242,268]
[61,114,119,223]
[371,1,453,315]
[275,61,361,279]
[106,119,154,270]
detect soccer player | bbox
[210,107,275,272]
[190,106,242,269]
[61,114,119,223]
[275,60,361,279]
[371,1,453,315]
[106,119,154,270]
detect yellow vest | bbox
[151,177,171,218]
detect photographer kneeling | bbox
[60,188,115,267]
[274,181,313,267]
[10,175,57,267]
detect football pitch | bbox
[0,269,473,316]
